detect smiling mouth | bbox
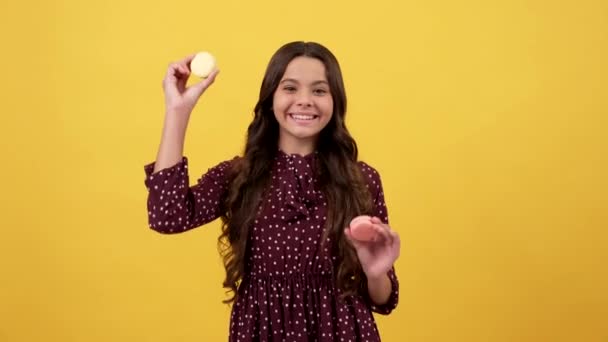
[289,113,319,121]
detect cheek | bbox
[272,105,283,123]
[322,97,334,115]
[272,95,288,113]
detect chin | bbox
[283,128,321,141]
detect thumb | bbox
[371,216,385,225]
[187,69,220,100]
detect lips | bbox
[289,113,319,121]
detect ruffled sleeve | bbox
[144,157,236,234]
[359,161,400,315]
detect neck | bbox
[278,136,317,156]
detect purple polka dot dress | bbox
[144,151,399,341]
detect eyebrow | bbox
[279,78,329,86]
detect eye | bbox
[313,88,328,95]
[283,85,297,92]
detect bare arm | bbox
[153,112,189,172]
[153,54,219,173]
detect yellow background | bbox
[1,0,607,341]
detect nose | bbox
[296,91,313,107]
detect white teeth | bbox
[291,114,315,120]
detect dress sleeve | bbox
[359,161,400,315]
[143,157,236,234]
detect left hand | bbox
[344,217,401,279]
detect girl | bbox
[144,41,400,341]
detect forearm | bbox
[153,113,189,173]
[367,272,392,306]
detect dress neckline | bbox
[277,149,318,160]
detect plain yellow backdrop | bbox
[1,0,607,341]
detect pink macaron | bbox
[349,215,376,241]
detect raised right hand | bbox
[162,54,219,116]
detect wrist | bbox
[163,113,189,132]
[165,107,191,120]
[366,271,389,284]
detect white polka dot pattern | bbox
[144,151,399,341]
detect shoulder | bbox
[197,156,241,183]
[357,160,382,181]
[209,156,241,172]
[356,160,384,191]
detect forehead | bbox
[281,56,327,81]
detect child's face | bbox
[272,56,333,151]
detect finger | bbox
[190,68,220,96]
[179,54,197,68]
[202,68,220,86]
[177,57,192,75]
[371,217,392,235]
[390,231,401,256]
[168,62,187,76]
[178,64,190,76]
[371,216,387,226]
[371,221,390,234]
[165,63,190,91]
[163,63,184,96]
[175,66,190,92]
[372,223,391,243]
[164,63,179,84]
[384,228,396,247]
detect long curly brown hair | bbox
[218,41,373,304]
